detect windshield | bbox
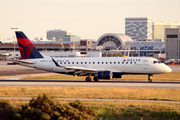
[153,61,161,64]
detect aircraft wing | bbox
[52,58,102,75]
[13,59,35,64]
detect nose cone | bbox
[164,65,172,73]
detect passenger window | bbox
[122,62,124,64]
[126,62,128,64]
[68,62,70,64]
[153,61,157,64]
[98,62,100,64]
[130,62,132,64]
[106,62,108,64]
[114,62,116,64]
[110,62,112,64]
[64,62,66,64]
[85,62,87,64]
[60,62,62,64]
[81,62,83,64]
[118,62,120,64]
[93,62,95,64]
[89,62,91,64]
[76,62,78,64]
[102,62,104,64]
[72,62,74,64]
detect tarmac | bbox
[0,61,57,80]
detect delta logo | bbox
[123,59,141,62]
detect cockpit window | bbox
[153,61,157,64]
[153,61,161,64]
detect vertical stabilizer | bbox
[15,31,44,59]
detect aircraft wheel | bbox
[148,74,153,82]
[93,76,99,82]
[85,77,92,82]
[148,79,152,82]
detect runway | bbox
[0,80,180,88]
[0,61,180,88]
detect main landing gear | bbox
[85,76,99,82]
[148,74,153,82]
[93,76,99,82]
[85,76,92,82]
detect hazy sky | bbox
[0,0,180,42]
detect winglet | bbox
[52,58,61,67]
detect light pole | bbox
[11,28,18,60]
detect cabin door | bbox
[143,60,148,69]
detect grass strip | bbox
[6,99,180,120]
[24,72,180,81]
[0,86,179,101]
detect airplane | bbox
[14,31,172,82]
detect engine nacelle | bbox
[112,73,124,78]
[98,71,113,79]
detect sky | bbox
[0,0,180,42]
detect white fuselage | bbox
[19,57,172,75]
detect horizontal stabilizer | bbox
[13,59,34,64]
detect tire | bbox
[93,77,99,82]
[148,79,152,82]
[86,77,91,82]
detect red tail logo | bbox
[15,31,43,59]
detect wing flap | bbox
[65,66,98,72]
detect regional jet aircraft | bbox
[14,31,172,82]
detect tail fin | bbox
[15,31,44,59]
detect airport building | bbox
[165,28,180,59]
[1,25,179,59]
[96,33,133,50]
[47,29,72,41]
[96,33,165,57]
[0,40,96,54]
[0,32,166,58]
[153,22,180,40]
[62,35,81,42]
[125,17,153,40]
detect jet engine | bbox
[112,73,124,78]
[98,71,113,79]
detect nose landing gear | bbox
[148,74,153,82]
